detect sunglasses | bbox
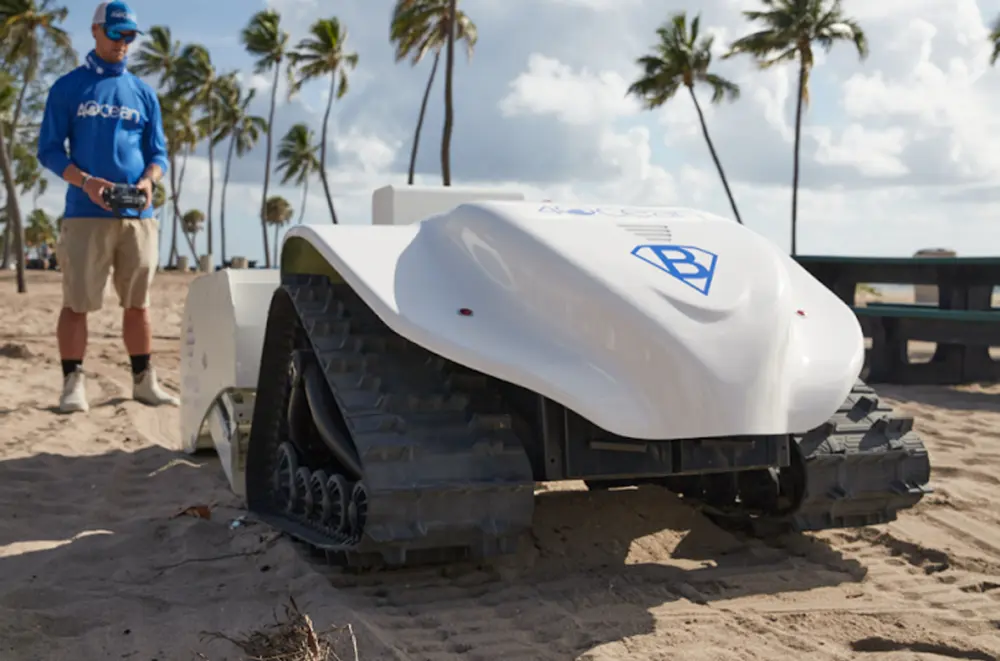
[104,26,136,43]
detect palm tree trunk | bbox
[298,177,309,224]
[9,65,30,151]
[687,86,742,225]
[791,60,806,256]
[220,133,236,264]
[178,145,192,254]
[408,51,440,185]
[441,0,457,186]
[318,72,339,223]
[1,218,7,268]
[181,150,199,260]
[166,153,180,267]
[1,68,32,269]
[0,129,26,293]
[168,210,178,266]
[1,204,10,268]
[206,115,215,260]
[178,147,189,197]
[260,64,280,268]
[168,210,177,267]
[173,149,198,260]
[167,154,178,266]
[272,223,279,266]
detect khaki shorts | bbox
[57,216,159,313]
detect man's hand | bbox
[136,177,153,210]
[82,176,114,211]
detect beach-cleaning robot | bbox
[179,185,931,569]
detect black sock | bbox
[130,354,150,375]
[61,359,82,377]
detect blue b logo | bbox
[631,244,718,295]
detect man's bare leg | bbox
[122,306,152,369]
[58,306,88,365]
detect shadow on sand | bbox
[876,383,1000,413]
[0,445,867,660]
[288,485,868,660]
[0,445,234,549]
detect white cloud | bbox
[495,54,678,205]
[544,0,643,9]
[811,124,909,177]
[499,54,640,125]
[836,0,1000,182]
[241,71,287,107]
[333,129,400,175]
[34,0,1000,266]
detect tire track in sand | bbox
[299,485,895,660]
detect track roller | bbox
[272,443,299,514]
[324,473,350,536]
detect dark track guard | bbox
[533,396,790,481]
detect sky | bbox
[32,0,1000,265]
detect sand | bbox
[1,270,999,661]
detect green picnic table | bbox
[795,255,1000,384]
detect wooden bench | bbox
[851,303,1000,384]
[795,255,1000,384]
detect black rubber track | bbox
[245,274,932,569]
[244,274,536,569]
[689,380,932,536]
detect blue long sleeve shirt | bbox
[37,51,169,219]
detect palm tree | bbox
[31,172,45,208]
[441,0,458,186]
[240,9,289,268]
[152,181,166,211]
[288,17,358,224]
[0,106,25,288]
[0,0,76,288]
[275,123,321,225]
[12,143,48,208]
[131,27,186,265]
[627,12,742,225]
[0,0,73,145]
[130,25,180,87]
[23,207,53,253]
[0,70,22,288]
[7,144,47,257]
[724,0,867,254]
[159,92,199,264]
[172,43,224,260]
[390,0,477,185]
[263,195,293,266]
[181,208,204,254]
[13,142,40,195]
[214,75,267,263]
[152,180,166,250]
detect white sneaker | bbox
[133,367,180,407]
[59,367,90,413]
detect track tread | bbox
[790,380,930,529]
[700,380,932,535]
[244,275,536,569]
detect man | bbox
[37,1,178,413]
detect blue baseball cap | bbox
[92,1,143,35]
